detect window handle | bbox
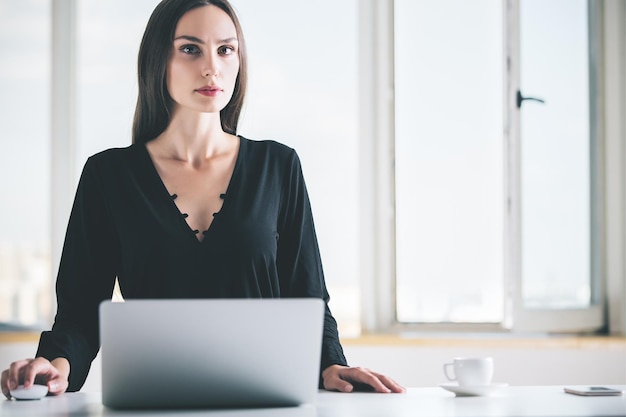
[516,90,545,108]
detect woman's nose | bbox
[202,55,219,78]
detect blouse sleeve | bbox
[36,156,120,391]
[276,150,348,383]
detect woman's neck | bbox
[149,111,236,167]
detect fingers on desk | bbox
[332,366,406,394]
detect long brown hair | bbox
[132,0,247,144]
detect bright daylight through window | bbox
[395,0,504,324]
[0,0,52,328]
[394,0,597,329]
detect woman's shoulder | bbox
[88,144,138,159]
[84,144,142,168]
[239,136,298,162]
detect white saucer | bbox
[439,382,508,397]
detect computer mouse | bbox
[9,384,49,400]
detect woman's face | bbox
[167,5,240,116]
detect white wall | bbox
[343,342,626,387]
[2,339,624,391]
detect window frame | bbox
[50,0,78,322]
[602,0,626,336]
[360,0,610,334]
[507,0,604,333]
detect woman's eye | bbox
[180,45,200,55]
[219,45,235,55]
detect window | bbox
[394,0,504,324]
[511,0,603,331]
[0,0,52,327]
[389,0,603,332]
[76,1,155,170]
[518,0,592,309]
[3,0,619,336]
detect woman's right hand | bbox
[1,357,70,399]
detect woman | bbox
[2,0,404,398]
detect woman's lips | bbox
[195,86,222,97]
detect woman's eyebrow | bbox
[173,35,238,44]
[174,35,205,43]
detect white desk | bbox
[2,386,625,417]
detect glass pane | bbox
[520,0,590,308]
[0,0,52,327]
[76,0,156,174]
[394,0,504,323]
[235,0,360,335]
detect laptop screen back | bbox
[99,298,324,409]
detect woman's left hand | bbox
[322,364,406,393]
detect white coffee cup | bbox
[443,357,494,386]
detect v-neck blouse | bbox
[37,137,347,391]
[142,141,234,240]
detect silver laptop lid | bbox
[99,298,324,409]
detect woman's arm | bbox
[36,156,120,391]
[275,150,348,372]
[276,149,405,393]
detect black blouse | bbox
[36,137,347,391]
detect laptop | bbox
[99,298,324,409]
